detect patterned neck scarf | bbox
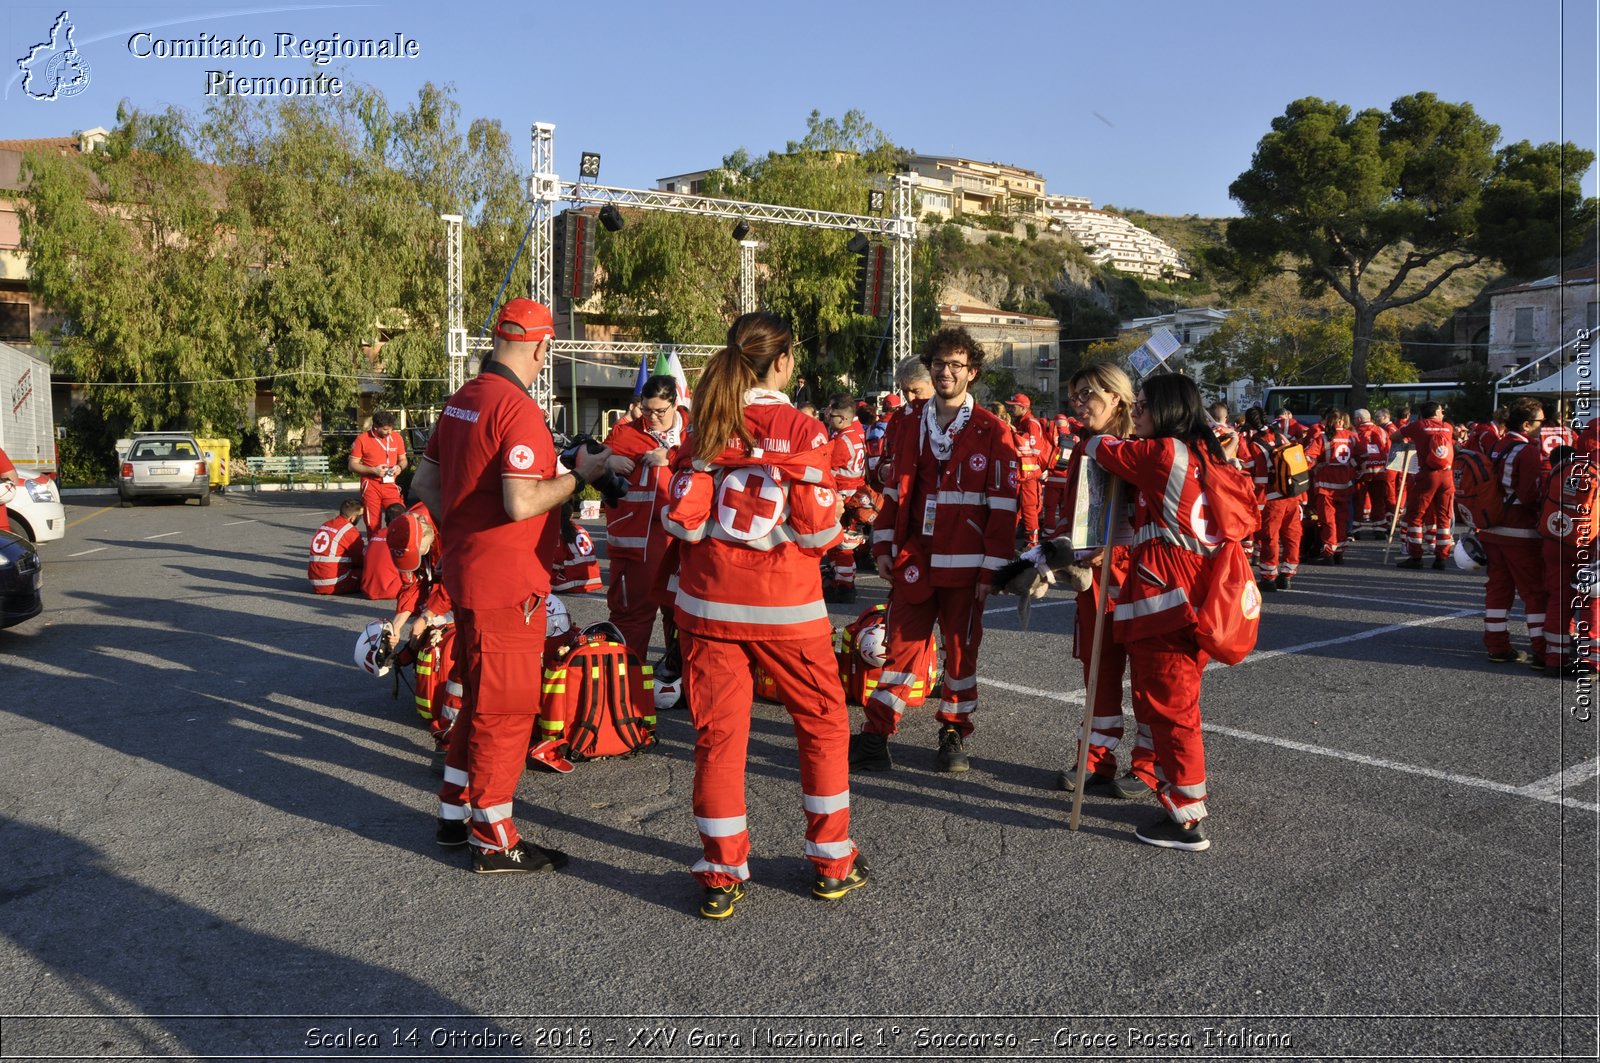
[922,394,973,461]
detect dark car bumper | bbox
[0,549,42,629]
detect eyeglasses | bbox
[643,405,674,418]
[929,360,970,375]
[1070,387,1102,406]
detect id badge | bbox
[922,498,937,536]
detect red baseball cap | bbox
[495,298,555,342]
[388,513,425,573]
[1008,393,1031,407]
[883,394,904,409]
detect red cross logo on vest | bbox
[716,467,785,541]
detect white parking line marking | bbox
[222,519,256,526]
[983,599,1072,618]
[1287,591,1475,612]
[1519,758,1600,799]
[977,607,1600,811]
[67,547,106,557]
[144,531,182,540]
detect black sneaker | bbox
[1432,557,1447,570]
[1487,649,1525,664]
[1057,770,1116,793]
[472,839,568,875]
[934,725,970,774]
[435,817,470,848]
[849,731,892,771]
[699,882,746,919]
[812,852,870,900]
[1256,578,1277,594]
[1331,551,1345,566]
[1527,656,1548,673]
[1135,814,1210,851]
[1396,557,1423,569]
[1275,574,1292,591]
[1109,773,1154,799]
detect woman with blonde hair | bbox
[661,311,867,918]
[1053,362,1155,797]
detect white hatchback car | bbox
[3,475,66,543]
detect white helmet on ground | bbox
[855,622,888,668]
[654,675,683,711]
[354,620,392,677]
[546,593,572,639]
[1453,535,1487,572]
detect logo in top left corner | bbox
[18,11,92,102]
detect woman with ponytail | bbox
[1081,372,1247,852]
[661,312,867,919]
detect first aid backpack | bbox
[1193,459,1262,666]
[533,622,655,764]
[1454,447,1507,532]
[834,604,940,708]
[1266,439,1311,498]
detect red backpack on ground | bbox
[834,604,940,709]
[529,623,655,772]
[1454,448,1506,532]
[1194,458,1262,666]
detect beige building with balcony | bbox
[906,155,1046,219]
[1486,266,1599,375]
[939,288,1060,407]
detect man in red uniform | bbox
[1244,409,1304,591]
[852,328,1020,773]
[361,502,406,602]
[1539,428,1600,675]
[1006,393,1049,548]
[1479,398,1548,666]
[1468,407,1507,457]
[349,411,407,537]
[601,375,686,660]
[1351,408,1392,540]
[1538,402,1575,464]
[307,498,365,594]
[411,298,611,875]
[387,505,458,753]
[1395,402,1457,569]
[823,394,869,603]
[1309,409,1359,563]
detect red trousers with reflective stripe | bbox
[1353,475,1394,529]
[1073,588,1154,780]
[1482,538,1546,659]
[682,631,855,887]
[1403,469,1455,559]
[606,557,672,662]
[865,582,983,738]
[1018,478,1042,542]
[414,629,460,750]
[824,544,857,590]
[436,596,547,853]
[1256,498,1303,578]
[1542,539,1599,667]
[1125,628,1209,823]
[1311,488,1353,556]
[360,479,403,538]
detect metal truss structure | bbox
[443,122,917,421]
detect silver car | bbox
[118,432,212,506]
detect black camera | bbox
[559,434,629,504]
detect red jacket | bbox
[1540,453,1600,546]
[1539,424,1575,464]
[1012,412,1050,482]
[361,527,403,601]
[1481,431,1543,545]
[1395,418,1455,471]
[1313,427,1360,492]
[1467,422,1504,457]
[1246,423,1299,503]
[872,399,1020,590]
[829,420,868,496]
[602,411,686,564]
[307,516,364,594]
[1354,422,1391,478]
[662,393,843,641]
[1084,437,1246,642]
[394,503,453,619]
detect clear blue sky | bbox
[3,0,1595,217]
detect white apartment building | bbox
[1042,195,1190,281]
[1486,266,1599,375]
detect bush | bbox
[56,404,121,486]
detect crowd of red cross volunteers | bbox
[296,297,1598,919]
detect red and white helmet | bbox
[855,622,888,668]
[354,620,392,677]
[0,479,16,508]
[546,593,572,639]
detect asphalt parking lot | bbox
[0,491,1595,1060]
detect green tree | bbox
[21,104,257,435]
[1216,92,1595,408]
[1190,303,1414,393]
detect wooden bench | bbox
[243,454,332,488]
